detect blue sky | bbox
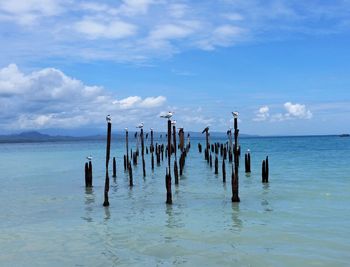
[0,0,349,135]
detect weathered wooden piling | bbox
[165,168,172,204]
[245,154,248,173]
[125,128,129,169]
[262,156,269,183]
[222,159,226,183]
[141,128,146,177]
[179,128,184,152]
[202,127,210,160]
[248,153,251,173]
[266,156,269,181]
[262,160,266,183]
[166,118,172,204]
[209,152,213,168]
[215,155,218,174]
[87,161,93,187]
[151,129,155,171]
[123,155,127,171]
[84,162,89,187]
[232,112,240,202]
[128,162,133,186]
[231,165,240,202]
[172,123,179,184]
[198,143,202,153]
[103,117,111,207]
[112,157,116,177]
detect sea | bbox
[0,135,349,266]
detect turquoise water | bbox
[0,136,349,266]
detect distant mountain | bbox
[0,130,258,143]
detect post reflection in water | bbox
[231,203,243,232]
[82,187,95,223]
[104,207,111,221]
[262,183,273,212]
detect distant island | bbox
[0,131,258,143]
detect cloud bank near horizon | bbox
[0,63,318,132]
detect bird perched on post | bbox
[202,126,209,134]
[136,122,144,129]
[160,111,174,119]
[106,114,112,123]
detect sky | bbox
[0,0,350,136]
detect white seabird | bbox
[136,122,144,128]
[86,155,92,161]
[106,114,112,123]
[160,111,173,119]
[232,111,239,118]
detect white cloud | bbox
[0,0,63,25]
[284,102,313,119]
[197,25,245,50]
[254,102,312,122]
[0,64,167,129]
[74,18,137,39]
[1,1,350,62]
[253,105,269,121]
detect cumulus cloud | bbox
[74,18,137,39]
[0,64,166,129]
[284,102,313,119]
[253,105,269,121]
[2,1,350,63]
[254,102,312,122]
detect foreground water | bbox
[0,135,349,266]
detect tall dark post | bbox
[173,123,179,185]
[202,127,210,162]
[232,112,240,202]
[141,127,146,177]
[88,160,92,187]
[166,119,172,204]
[112,157,116,177]
[84,162,89,187]
[222,159,226,183]
[151,128,154,171]
[103,117,112,207]
[124,128,129,173]
[178,128,184,152]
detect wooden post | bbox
[112,157,116,177]
[88,161,92,187]
[84,162,89,187]
[125,129,129,169]
[198,143,202,153]
[248,153,251,173]
[222,159,226,183]
[129,162,133,186]
[123,155,126,171]
[215,155,218,174]
[165,168,172,204]
[103,119,111,207]
[262,160,266,183]
[209,152,212,168]
[231,165,240,202]
[151,129,154,171]
[266,156,269,182]
[141,128,146,177]
[173,124,179,184]
[166,118,172,204]
[232,113,240,202]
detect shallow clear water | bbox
[0,136,349,266]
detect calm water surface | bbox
[0,136,349,266]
